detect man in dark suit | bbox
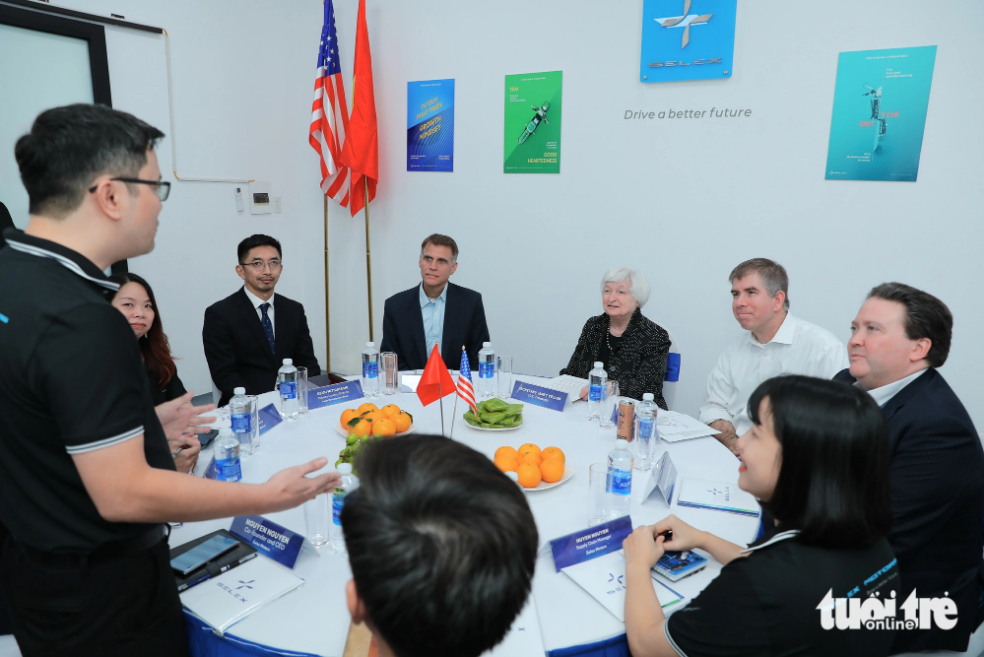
[835,282,983,654]
[203,234,320,406]
[381,234,489,371]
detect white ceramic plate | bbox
[464,421,523,432]
[336,422,416,438]
[524,468,574,492]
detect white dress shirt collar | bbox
[243,286,274,310]
[746,312,796,348]
[857,367,928,408]
[419,282,448,306]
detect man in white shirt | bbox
[698,258,846,452]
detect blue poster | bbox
[825,46,937,182]
[640,0,736,83]
[407,79,454,172]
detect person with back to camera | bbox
[562,267,671,408]
[341,433,539,657]
[109,271,205,473]
[622,375,899,657]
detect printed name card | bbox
[642,452,677,506]
[308,380,363,410]
[230,515,303,569]
[549,516,633,572]
[257,404,282,435]
[511,381,568,412]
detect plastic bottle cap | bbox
[283,358,293,365]
[594,361,604,368]
[616,439,629,450]
[234,387,246,395]
[483,342,491,347]
[366,342,374,348]
[643,393,654,401]
[337,463,353,475]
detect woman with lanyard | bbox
[623,375,899,656]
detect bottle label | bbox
[611,468,632,496]
[231,413,252,434]
[216,458,242,482]
[332,490,346,526]
[280,381,296,400]
[479,362,495,379]
[637,417,655,441]
[363,361,378,379]
[589,384,603,402]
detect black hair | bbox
[867,282,953,368]
[107,272,177,389]
[15,104,164,218]
[341,434,538,657]
[747,375,892,549]
[237,234,282,263]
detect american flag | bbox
[309,0,351,207]
[457,348,478,415]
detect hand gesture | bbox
[653,514,704,552]
[156,391,217,443]
[623,524,667,570]
[261,458,342,513]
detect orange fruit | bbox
[354,419,372,437]
[495,446,519,462]
[518,451,542,468]
[393,412,412,433]
[364,410,386,424]
[541,447,565,464]
[518,443,541,458]
[340,408,359,427]
[374,418,397,437]
[516,463,542,488]
[540,459,564,483]
[381,404,401,418]
[494,455,519,473]
[358,402,379,414]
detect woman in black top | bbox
[561,268,671,408]
[623,376,899,657]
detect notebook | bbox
[677,479,760,517]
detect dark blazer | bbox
[561,309,671,408]
[203,288,321,406]
[380,282,490,371]
[834,368,984,653]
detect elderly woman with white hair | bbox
[561,268,672,408]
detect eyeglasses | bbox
[88,178,171,201]
[240,260,283,272]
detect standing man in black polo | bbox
[203,234,321,406]
[0,104,339,657]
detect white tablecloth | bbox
[176,376,759,656]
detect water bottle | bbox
[587,361,608,421]
[278,358,299,420]
[361,342,380,397]
[331,463,360,555]
[214,428,242,482]
[230,387,253,456]
[606,439,633,518]
[633,393,658,471]
[477,342,496,399]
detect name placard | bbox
[511,381,568,412]
[549,516,633,572]
[230,515,303,569]
[642,452,677,506]
[308,380,363,410]
[257,404,282,435]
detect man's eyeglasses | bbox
[88,178,171,202]
[240,260,283,272]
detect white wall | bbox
[12,0,983,430]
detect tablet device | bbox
[652,550,708,582]
[170,534,240,575]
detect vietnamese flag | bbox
[417,345,456,407]
[340,0,377,217]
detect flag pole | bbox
[439,377,445,437]
[363,177,374,342]
[449,345,464,440]
[323,194,332,371]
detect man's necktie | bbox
[259,303,275,354]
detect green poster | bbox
[503,71,562,174]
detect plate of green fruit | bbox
[463,398,524,431]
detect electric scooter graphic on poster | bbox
[518,102,550,145]
[863,84,887,152]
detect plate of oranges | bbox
[337,402,415,438]
[493,443,572,491]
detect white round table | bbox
[176,376,759,656]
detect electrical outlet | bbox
[273,197,282,213]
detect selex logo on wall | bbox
[817,588,958,631]
[639,0,737,83]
